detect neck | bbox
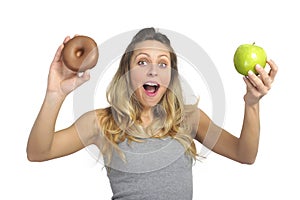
[140,107,153,127]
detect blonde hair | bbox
[97,28,198,164]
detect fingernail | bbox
[77,72,84,77]
[255,64,262,70]
[248,70,254,75]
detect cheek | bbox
[129,68,144,90]
[160,69,171,88]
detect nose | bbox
[147,64,158,77]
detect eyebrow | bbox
[134,52,170,60]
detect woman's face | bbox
[129,40,172,109]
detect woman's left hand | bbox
[243,59,278,106]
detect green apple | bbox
[233,43,267,75]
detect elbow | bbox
[27,154,40,162]
[27,152,41,162]
[237,156,257,165]
[27,156,36,162]
[236,148,258,165]
[26,149,49,162]
[239,159,256,165]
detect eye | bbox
[158,62,168,68]
[138,60,148,66]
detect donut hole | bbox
[75,48,85,58]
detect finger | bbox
[52,36,71,64]
[63,36,71,44]
[243,76,255,90]
[52,43,64,64]
[82,69,91,80]
[267,59,278,81]
[255,64,272,88]
[247,70,268,94]
[74,70,91,87]
[246,71,257,87]
[243,76,262,99]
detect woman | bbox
[27,28,278,199]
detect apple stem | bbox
[252,42,255,45]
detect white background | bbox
[1,0,299,199]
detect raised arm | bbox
[195,60,278,164]
[26,37,94,161]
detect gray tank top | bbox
[105,137,193,200]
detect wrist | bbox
[243,94,261,107]
[244,101,259,112]
[44,91,66,104]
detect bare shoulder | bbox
[74,107,111,143]
[77,107,110,123]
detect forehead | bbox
[132,40,171,57]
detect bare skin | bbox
[27,37,278,164]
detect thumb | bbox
[74,69,91,87]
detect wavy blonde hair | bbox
[97,28,198,164]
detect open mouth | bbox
[143,82,160,96]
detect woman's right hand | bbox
[47,36,90,98]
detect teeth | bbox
[144,82,158,86]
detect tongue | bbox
[144,85,156,93]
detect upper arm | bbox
[195,109,240,162]
[48,110,100,160]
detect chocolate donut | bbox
[62,36,99,72]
